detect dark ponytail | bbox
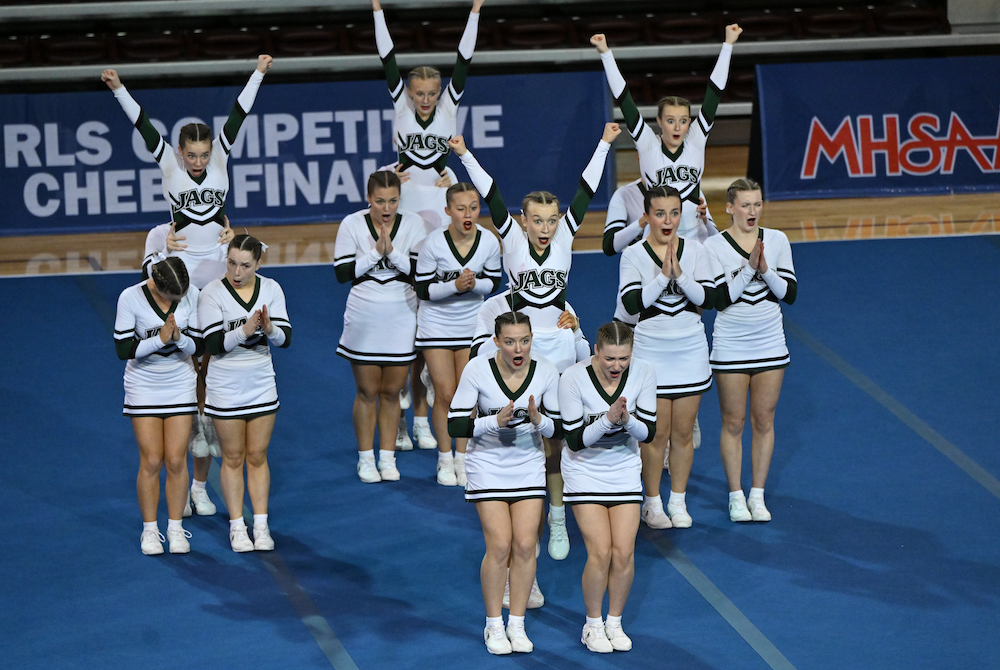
[229,234,263,262]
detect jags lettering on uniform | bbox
[437,270,462,282]
[373,257,398,272]
[651,165,701,186]
[659,280,685,297]
[398,133,451,155]
[585,411,629,438]
[171,188,226,213]
[144,326,162,339]
[486,406,530,427]
[510,268,568,292]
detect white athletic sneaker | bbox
[527,578,545,609]
[395,422,413,451]
[748,496,771,522]
[183,493,192,518]
[729,493,752,522]
[190,487,216,516]
[484,624,512,655]
[399,387,412,410]
[581,623,614,653]
[506,622,533,653]
[641,502,673,529]
[605,621,633,651]
[420,365,435,407]
[547,513,570,560]
[357,459,381,484]
[378,459,401,482]
[167,527,192,554]
[436,460,458,486]
[140,529,164,556]
[692,415,702,449]
[253,524,275,551]
[229,526,255,553]
[414,422,437,450]
[454,458,467,487]
[666,500,693,529]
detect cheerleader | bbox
[560,322,656,652]
[450,123,617,560]
[335,171,427,483]
[618,186,717,529]
[448,311,561,655]
[414,182,502,486]
[371,0,484,230]
[107,58,269,516]
[592,27,743,241]
[704,179,796,522]
[114,257,202,555]
[199,234,291,552]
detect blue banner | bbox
[0,71,611,236]
[756,56,1000,201]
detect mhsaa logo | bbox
[801,111,1000,179]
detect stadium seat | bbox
[117,31,188,63]
[39,33,110,65]
[496,18,575,49]
[800,9,873,38]
[646,72,709,105]
[728,69,757,102]
[192,28,265,60]
[344,23,421,54]
[270,26,341,57]
[0,35,33,67]
[574,16,649,47]
[648,15,719,45]
[423,19,499,51]
[873,6,948,35]
[724,12,799,41]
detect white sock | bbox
[486,616,504,629]
[253,514,268,528]
[585,616,603,628]
[229,518,246,531]
[167,519,183,531]
[606,614,622,627]
[749,487,765,501]
[379,451,396,466]
[455,452,466,465]
[438,450,454,463]
[644,494,662,508]
[507,614,525,629]
[191,479,207,491]
[358,450,375,463]
[142,521,158,532]
[729,490,746,501]
[549,504,565,521]
[668,491,686,506]
[413,415,430,429]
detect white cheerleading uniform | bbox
[604,179,648,325]
[114,282,201,417]
[414,226,502,349]
[198,275,291,419]
[470,290,591,363]
[705,228,797,373]
[600,46,730,241]
[334,209,426,365]
[619,239,717,398]
[448,355,561,503]
[375,8,480,230]
[111,69,265,288]
[559,357,657,506]
[459,139,612,373]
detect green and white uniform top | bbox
[374,8,479,187]
[112,69,264,247]
[599,43,732,238]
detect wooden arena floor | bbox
[2,146,997,276]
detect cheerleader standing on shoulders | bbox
[560,322,656,652]
[199,235,292,552]
[704,179,796,522]
[592,26,743,241]
[335,172,427,483]
[448,311,561,655]
[450,123,618,562]
[415,183,502,486]
[618,186,717,529]
[107,57,270,517]
[115,257,203,555]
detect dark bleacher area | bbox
[0,0,955,101]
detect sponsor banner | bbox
[0,72,611,236]
[756,56,1000,200]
